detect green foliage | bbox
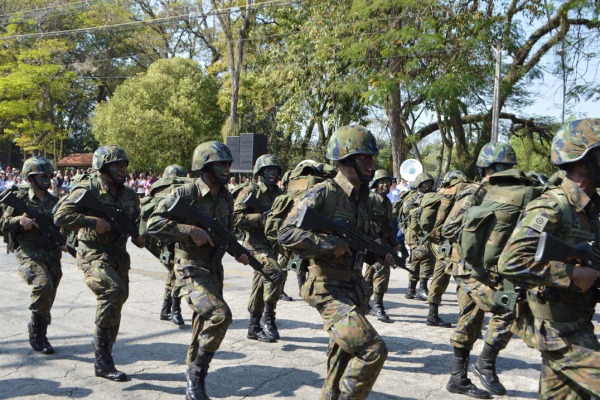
[92,58,225,172]
[510,133,557,176]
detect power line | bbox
[0,0,304,40]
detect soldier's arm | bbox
[498,197,574,289]
[233,185,262,230]
[146,186,195,242]
[53,188,98,230]
[277,186,338,259]
[441,186,476,241]
[0,204,21,233]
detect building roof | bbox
[56,153,93,168]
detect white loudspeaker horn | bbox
[399,159,423,183]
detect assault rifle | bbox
[242,192,270,214]
[535,232,600,270]
[295,206,415,275]
[166,196,275,282]
[0,191,77,257]
[73,190,147,250]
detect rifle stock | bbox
[166,196,274,282]
[534,232,600,270]
[296,206,415,275]
[0,191,77,257]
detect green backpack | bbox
[458,169,543,284]
[395,189,415,232]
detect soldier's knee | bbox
[358,340,388,364]
[212,305,233,328]
[107,283,128,304]
[33,279,54,296]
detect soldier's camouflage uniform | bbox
[364,190,396,297]
[441,178,514,352]
[1,187,62,324]
[234,182,286,316]
[499,171,600,399]
[403,190,434,283]
[147,179,234,365]
[278,171,388,400]
[54,175,140,340]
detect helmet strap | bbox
[344,158,371,185]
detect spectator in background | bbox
[387,177,401,203]
[128,173,138,191]
[6,174,17,189]
[136,172,147,198]
[228,177,237,192]
[62,175,72,194]
[0,173,6,192]
[50,173,59,195]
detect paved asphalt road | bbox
[1,241,596,399]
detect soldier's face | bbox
[209,161,231,185]
[106,161,128,185]
[376,179,391,195]
[419,181,433,193]
[31,174,51,191]
[353,154,375,181]
[262,167,279,186]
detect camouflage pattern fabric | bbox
[91,145,129,171]
[191,141,233,172]
[278,171,387,399]
[21,157,54,179]
[326,125,378,161]
[450,275,514,351]
[364,263,390,296]
[162,164,187,178]
[412,172,434,188]
[54,175,140,332]
[410,243,434,282]
[252,154,282,176]
[368,169,392,189]
[498,173,600,398]
[233,182,286,314]
[475,142,517,168]
[1,188,62,317]
[146,178,234,364]
[551,118,600,165]
[427,250,450,304]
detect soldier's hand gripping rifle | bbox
[296,206,416,275]
[166,196,276,282]
[73,190,151,251]
[0,191,77,257]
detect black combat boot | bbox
[171,295,184,326]
[261,303,280,340]
[28,313,46,352]
[247,313,275,343]
[186,350,214,400]
[447,347,491,399]
[417,278,429,301]
[40,315,54,354]
[372,294,391,323]
[426,303,452,327]
[471,343,507,395]
[280,291,294,301]
[405,280,417,299]
[297,273,306,297]
[160,296,172,321]
[93,327,127,381]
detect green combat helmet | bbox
[21,156,54,179]
[253,154,282,176]
[191,141,234,172]
[162,164,187,178]
[476,142,517,168]
[326,125,379,161]
[551,118,600,165]
[413,172,434,188]
[441,170,467,187]
[92,145,129,171]
[369,169,392,189]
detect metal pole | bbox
[491,45,502,143]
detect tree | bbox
[92,58,224,171]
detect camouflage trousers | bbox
[16,247,62,317]
[427,257,451,305]
[540,339,600,399]
[409,243,434,283]
[163,267,180,300]
[78,247,130,335]
[177,263,232,366]
[363,263,390,296]
[450,275,514,351]
[247,251,286,315]
[302,272,388,399]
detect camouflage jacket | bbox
[233,181,282,252]
[369,191,397,247]
[498,172,599,351]
[441,178,490,272]
[403,190,422,246]
[277,171,374,274]
[147,178,233,272]
[0,187,60,252]
[54,174,140,251]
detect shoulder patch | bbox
[526,215,549,233]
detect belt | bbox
[526,292,592,322]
